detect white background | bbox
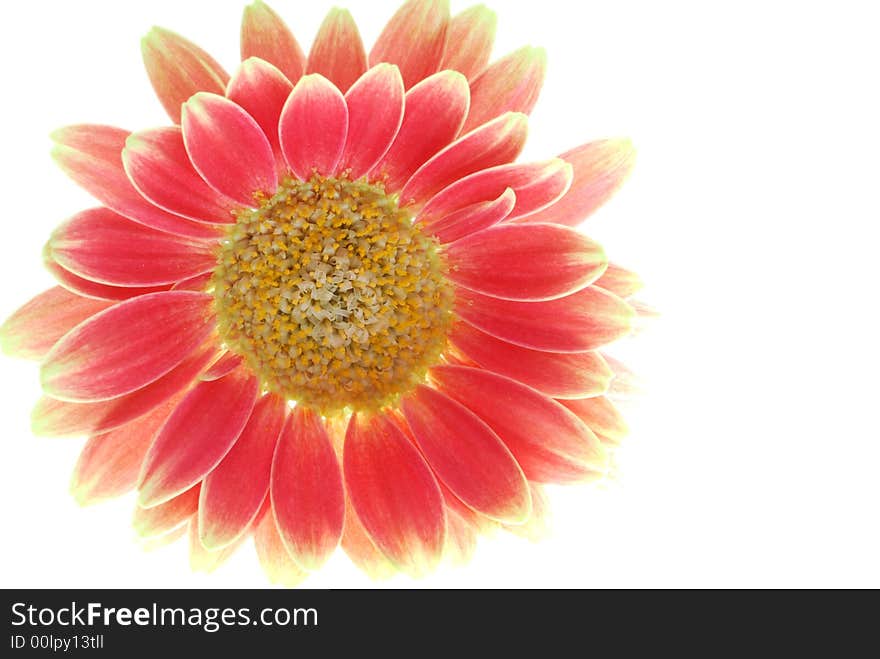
[0,0,877,588]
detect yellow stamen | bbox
[213,175,454,416]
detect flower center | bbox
[213,175,454,416]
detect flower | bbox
[0,0,640,584]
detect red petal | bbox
[141,27,229,123]
[463,46,546,133]
[240,1,306,84]
[279,74,348,179]
[372,71,469,191]
[41,291,216,402]
[340,64,405,179]
[439,5,497,80]
[403,112,528,206]
[559,396,629,445]
[254,501,309,586]
[133,484,200,538]
[419,187,515,244]
[32,341,218,437]
[449,322,613,399]
[199,393,287,550]
[51,125,223,239]
[0,287,112,361]
[272,408,345,570]
[431,365,608,482]
[69,395,183,506]
[307,9,367,93]
[418,158,571,227]
[344,413,445,577]
[520,139,637,226]
[444,222,607,301]
[402,385,530,523]
[369,0,450,89]
[181,93,277,204]
[123,127,237,224]
[47,208,217,287]
[594,262,644,299]
[455,285,635,353]
[226,58,294,172]
[138,366,259,507]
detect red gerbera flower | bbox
[0,0,640,585]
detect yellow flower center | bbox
[213,175,454,416]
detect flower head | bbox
[1,0,640,584]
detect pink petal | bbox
[519,139,637,226]
[418,158,572,229]
[439,5,497,80]
[272,408,345,570]
[603,353,644,401]
[559,396,629,445]
[188,516,246,573]
[199,393,287,550]
[463,46,546,133]
[41,291,216,402]
[69,395,183,506]
[44,259,172,302]
[140,525,188,551]
[181,93,277,204]
[141,27,229,123]
[455,285,635,353]
[201,352,244,381]
[340,494,397,579]
[329,424,397,579]
[403,112,528,206]
[402,385,530,524]
[138,365,259,507]
[32,341,219,437]
[449,322,613,399]
[47,208,218,287]
[279,74,348,179]
[0,287,112,361]
[133,484,200,539]
[51,125,223,239]
[443,507,478,565]
[307,8,367,93]
[344,413,445,577]
[340,64,405,179]
[254,501,309,586]
[172,273,213,292]
[504,482,551,541]
[431,365,608,482]
[419,187,515,244]
[437,479,495,534]
[594,262,644,299]
[240,1,306,84]
[444,222,606,301]
[369,0,450,90]
[372,71,470,191]
[226,58,295,172]
[123,127,237,223]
